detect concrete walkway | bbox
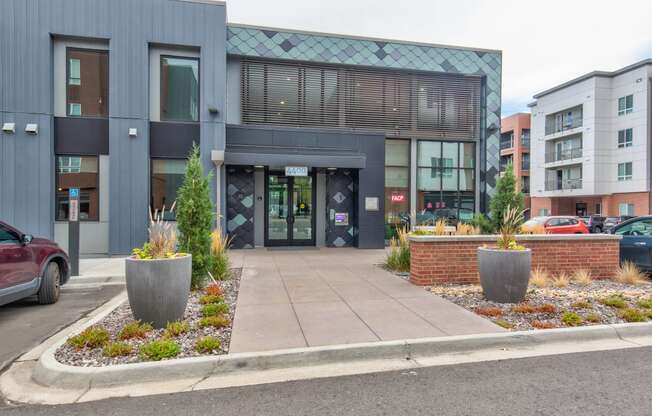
[229,248,500,353]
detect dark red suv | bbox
[0,221,70,306]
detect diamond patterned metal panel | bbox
[227,25,502,207]
[226,166,255,249]
[326,169,357,247]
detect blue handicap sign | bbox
[69,188,80,199]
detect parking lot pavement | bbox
[0,284,124,407]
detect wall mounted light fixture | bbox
[128,128,138,137]
[2,123,16,134]
[25,124,39,135]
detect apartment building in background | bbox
[529,59,652,217]
[0,0,502,254]
[500,113,531,214]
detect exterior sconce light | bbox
[208,106,219,115]
[128,128,138,137]
[2,123,16,134]
[25,124,39,135]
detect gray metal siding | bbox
[0,0,227,253]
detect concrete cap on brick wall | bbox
[408,234,623,242]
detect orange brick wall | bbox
[531,192,650,217]
[410,236,620,286]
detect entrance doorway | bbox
[265,170,316,246]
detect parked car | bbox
[522,216,589,234]
[609,216,652,273]
[603,216,636,233]
[0,221,70,306]
[579,215,606,233]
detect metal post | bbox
[68,188,80,276]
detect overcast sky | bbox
[227,0,652,117]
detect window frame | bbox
[617,162,633,181]
[65,47,109,119]
[150,157,188,221]
[55,155,100,222]
[159,55,201,123]
[617,128,633,148]
[618,95,634,116]
[384,139,411,237]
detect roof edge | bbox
[533,58,652,99]
[226,22,502,55]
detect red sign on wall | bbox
[391,192,406,203]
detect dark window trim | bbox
[54,154,101,222]
[160,54,200,123]
[65,47,109,119]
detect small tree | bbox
[176,144,214,288]
[489,162,524,231]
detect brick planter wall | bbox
[409,234,622,286]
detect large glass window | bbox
[56,156,99,221]
[160,56,199,122]
[384,140,410,239]
[151,159,187,220]
[417,141,475,225]
[66,49,108,117]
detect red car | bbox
[523,216,589,234]
[0,221,70,306]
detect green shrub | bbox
[469,213,494,235]
[210,229,231,280]
[585,313,602,323]
[489,162,525,231]
[571,300,593,309]
[195,336,222,353]
[619,308,647,323]
[164,321,190,338]
[118,321,153,340]
[495,319,513,329]
[139,339,180,361]
[198,315,231,329]
[201,302,229,317]
[199,294,224,305]
[176,144,214,289]
[599,295,627,309]
[67,326,110,350]
[636,298,652,309]
[561,311,583,326]
[103,341,133,358]
[385,227,410,272]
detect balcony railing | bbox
[545,178,582,191]
[521,137,530,148]
[545,117,582,135]
[500,140,514,150]
[545,147,582,163]
[521,160,530,170]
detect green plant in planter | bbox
[176,144,214,289]
[103,342,133,358]
[164,321,190,338]
[198,315,231,329]
[195,336,222,353]
[210,228,232,281]
[139,339,180,361]
[132,205,184,260]
[67,326,110,350]
[496,206,526,251]
[385,227,410,272]
[201,302,230,317]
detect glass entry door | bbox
[266,171,315,246]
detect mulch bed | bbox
[429,280,652,331]
[55,268,241,367]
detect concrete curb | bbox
[30,314,652,389]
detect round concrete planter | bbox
[125,254,192,328]
[477,247,531,303]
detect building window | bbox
[416,141,475,225]
[384,140,410,239]
[521,176,530,194]
[538,208,549,216]
[618,95,633,116]
[619,203,634,216]
[66,49,108,117]
[55,156,99,221]
[160,56,199,122]
[151,159,187,220]
[618,128,633,148]
[617,162,632,181]
[595,203,602,214]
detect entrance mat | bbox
[267,246,320,251]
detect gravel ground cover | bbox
[56,268,241,367]
[429,280,652,331]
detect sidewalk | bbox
[229,248,501,353]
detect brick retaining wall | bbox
[409,234,622,286]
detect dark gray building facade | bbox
[0,0,501,253]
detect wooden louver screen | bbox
[241,58,481,139]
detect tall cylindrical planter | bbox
[477,247,531,303]
[125,255,192,328]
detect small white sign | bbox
[285,166,308,176]
[69,199,79,222]
[365,197,379,212]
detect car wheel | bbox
[37,262,61,305]
[595,227,602,233]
